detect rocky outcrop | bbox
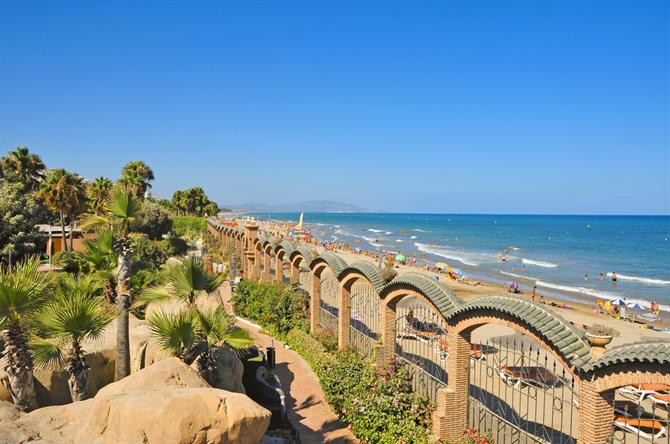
[191,346,246,394]
[2,358,271,444]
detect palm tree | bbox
[147,306,250,384]
[1,146,45,191]
[66,175,87,251]
[142,258,248,384]
[87,177,113,216]
[38,169,82,253]
[81,187,140,380]
[119,160,154,200]
[32,275,115,401]
[0,257,54,411]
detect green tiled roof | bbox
[310,252,347,275]
[586,340,670,372]
[276,240,296,257]
[451,296,592,369]
[289,246,314,264]
[382,273,462,318]
[338,261,385,292]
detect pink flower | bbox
[359,406,365,413]
[353,398,359,404]
[376,399,381,405]
[341,408,347,414]
[347,424,352,430]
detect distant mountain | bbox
[228,200,374,213]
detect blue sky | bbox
[1,1,668,214]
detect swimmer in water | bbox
[599,272,604,281]
[611,272,617,285]
[512,265,516,272]
[584,274,589,281]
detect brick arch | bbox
[337,270,380,348]
[447,296,592,371]
[377,273,460,367]
[308,254,346,333]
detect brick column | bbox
[379,300,396,366]
[578,380,614,444]
[274,254,283,284]
[373,344,386,367]
[245,251,255,278]
[253,248,261,282]
[338,283,351,349]
[290,260,299,284]
[432,326,471,441]
[310,270,321,333]
[262,250,271,283]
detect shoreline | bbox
[256,219,670,346]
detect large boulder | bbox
[97,357,209,398]
[191,346,245,394]
[9,358,271,444]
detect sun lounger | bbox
[614,415,667,441]
[649,393,670,411]
[434,338,485,361]
[396,314,445,341]
[618,383,670,403]
[498,365,560,389]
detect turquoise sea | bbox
[252,213,670,311]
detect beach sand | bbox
[257,220,669,346]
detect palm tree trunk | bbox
[60,211,68,252]
[67,343,93,401]
[3,324,38,411]
[68,212,75,251]
[114,246,132,380]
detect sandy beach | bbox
[258,219,670,347]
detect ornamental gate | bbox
[395,303,448,404]
[349,279,379,358]
[318,267,339,332]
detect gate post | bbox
[433,326,471,441]
[290,259,299,284]
[379,299,396,367]
[338,282,351,349]
[578,380,615,444]
[274,254,283,284]
[310,269,321,333]
[262,249,271,283]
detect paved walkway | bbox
[220,283,356,444]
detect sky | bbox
[0,1,668,214]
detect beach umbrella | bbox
[610,298,627,306]
[435,262,448,269]
[451,268,463,275]
[395,254,406,262]
[355,247,361,252]
[626,302,648,310]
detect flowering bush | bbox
[287,330,434,444]
[231,280,308,339]
[460,429,492,443]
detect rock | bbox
[80,388,270,444]
[191,346,245,394]
[9,359,271,444]
[96,357,209,398]
[0,369,12,403]
[0,400,23,422]
[131,337,170,372]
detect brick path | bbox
[220,282,356,444]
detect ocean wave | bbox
[331,235,338,241]
[500,271,536,280]
[385,231,392,235]
[410,235,417,239]
[606,272,670,286]
[413,229,428,232]
[395,239,403,243]
[521,258,558,268]
[368,228,384,233]
[414,242,490,267]
[535,280,670,311]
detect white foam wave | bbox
[413,229,428,232]
[414,242,491,267]
[535,280,670,312]
[606,272,670,286]
[331,235,338,241]
[368,228,384,233]
[521,258,558,268]
[410,235,417,239]
[385,231,392,235]
[395,239,403,243]
[500,271,536,280]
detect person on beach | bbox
[611,272,618,285]
[511,265,516,272]
[530,285,537,302]
[651,301,660,315]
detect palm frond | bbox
[0,257,55,324]
[147,309,197,357]
[107,187,140,222]
[195,306,251,349]
[148,257,226,306]
[79,214,110,232]
[30,337,65,369]
[36,292,115,345]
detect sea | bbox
[250,213,670,312]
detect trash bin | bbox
[266,346,276,369]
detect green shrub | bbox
[171,216,207,238]
[231,280,308,339]
[286,329,434,444]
